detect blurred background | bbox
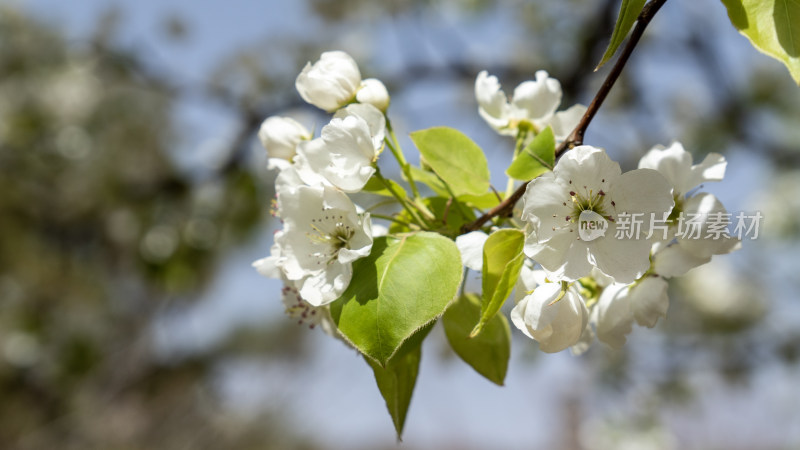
[1,0,799,448]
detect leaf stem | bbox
[385,119,422,200]
[370,213,414,228]
[505,129,529,198]
[375,168,428,228]
[461,0,668,233]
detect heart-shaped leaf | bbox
[443,293,511,386]
[330,232,462,366]
[410,127,490,197]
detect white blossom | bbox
[257,116,311,166]
[521,146,674,283]
[639,143,740,275]
[269,183,373,306]
[295,108,384,193]
[592,274,669,349]
[296,51,362,112]
[510,282,588,353]
[475,70,586,140]
[638,142,726,198]
[356,78,390,112]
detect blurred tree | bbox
[0,7,318,449]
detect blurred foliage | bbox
[1,0,800,447]
[0,7,317,449]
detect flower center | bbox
[307,210,355,264]
[569,184,612,222]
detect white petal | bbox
[292,140,333,188]
[524,229,573,274]
[298,261,352,306]
[510,70,562,122]
[611,168,674,220]
[593,283,634,349]
[258,116,310,161]
[678,193,741,258]
[653,242,711,278]
[554,145,622,190]
[355,78,390,112]
[686,152,726,192]
[521,171,573,241]
[338,213,373,264]
[253,255,282,279]
[456,230,489,272]
[590,227,652,283]
[546,104,586,142]
[475,71,511,131]
[334,103,386,150]
[630,276,669,328]
[637,142,693,194]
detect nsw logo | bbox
[578,210,608,241]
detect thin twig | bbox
[461,0,668,233]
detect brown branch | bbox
[461,0,668,234]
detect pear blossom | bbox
[356,78,390,112]
[257,116,311,167]
[296,51,361,112]
[475,70,586,140]
[592,274,669,349]
[295,105,384,193]
[510,281,589,353]
[639,143,740,273]
[268,183,373,306]
[521,146,674,283]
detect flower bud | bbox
[356,78,390,112]
[295,51,361,112]
[257,116,310,162]
[510,283,588,353]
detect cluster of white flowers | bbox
[457,140,739,354]
[254,51,741,356]
[509,143,740,353]
[253,51,391,323]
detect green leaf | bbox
[721,0,800,85]
[330,232,462,366]
[442,293,511,386]
[472,229,525,337]
[596,0,647,70]
[505,126,556,181]
[366,323,432,439]
[458,192,503,209]
[367,345,421,440]
[363,176,408,199]
[410,127,490,197]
